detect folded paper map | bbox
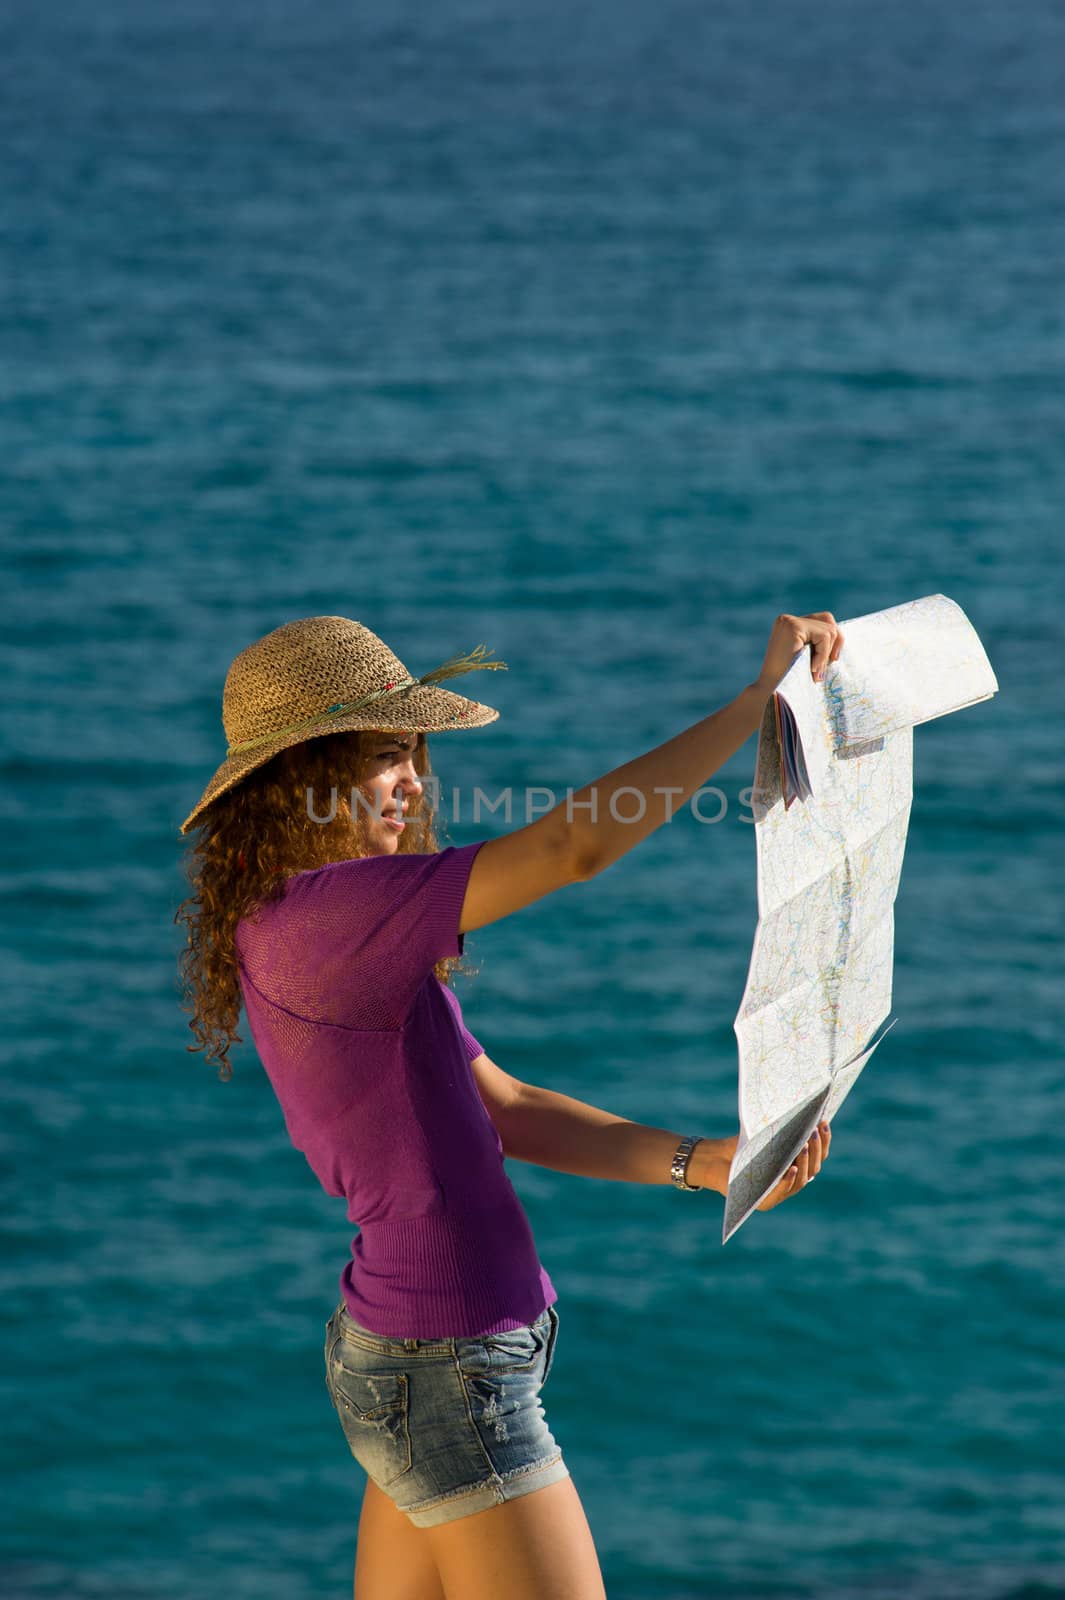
[724,594,998,1243]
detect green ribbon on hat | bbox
[225,644,507,758]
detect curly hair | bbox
[174,728,475,1081]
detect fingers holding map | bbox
[723,594,998,1243]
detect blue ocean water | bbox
[2,0,1063,1595]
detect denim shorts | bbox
[323,1298,569,1527]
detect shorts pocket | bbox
[461,1310,552,1379]
[326,1354,413,1489]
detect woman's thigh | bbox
[423,1475,607,1600]
[355,1477,445,1600]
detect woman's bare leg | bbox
[423,1475,607,1600]
[354,1475,446,1600]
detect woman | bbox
[176,609,843,1600]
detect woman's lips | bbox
[383,814,405,832]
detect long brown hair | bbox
[174,728,474,1081]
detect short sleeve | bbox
[439,979,484,1061]
[237,840,488,1031]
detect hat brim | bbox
[179,683,499,835]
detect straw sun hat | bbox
[179,616,506,836]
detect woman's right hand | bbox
[753,612,845,694]
[756,1120,831,1211]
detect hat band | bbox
[224,643,507,758]
[226,675,419,756]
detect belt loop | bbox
[403,1337,419,1351]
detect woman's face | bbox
[355,730,424,854]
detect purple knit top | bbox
[235,840,557,1338]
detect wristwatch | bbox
[670,1135,705,1191]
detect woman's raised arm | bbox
[458,611,843,931]
[562,610,843,879]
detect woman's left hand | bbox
[756,1120,831,1211]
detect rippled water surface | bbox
[2,0,1063,1594]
